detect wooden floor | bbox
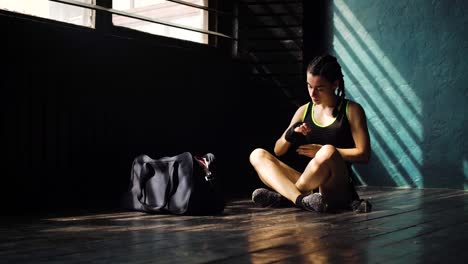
[1,187,467,264]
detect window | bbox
[0,0,95,28]
[0,0,229,45]
[112,0,209,44]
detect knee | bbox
[295,180,311,193]
[249,148,270,166]
[314,145,338,164]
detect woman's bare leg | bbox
[249,148,302,202]
[295,145,353,207]
[250,145,352,208]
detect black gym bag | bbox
[122,152,224,215]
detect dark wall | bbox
[237,0,306,107]
[0,10,282,213]
[303,0,333,70]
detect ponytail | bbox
[332,77,346,117]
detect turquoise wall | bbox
[332,0,468,189]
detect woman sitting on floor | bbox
[249,54,372,213]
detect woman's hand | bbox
[296,144,322,158]
[294,123,311,135]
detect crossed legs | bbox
[249,145,352,208]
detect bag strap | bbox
[138,161,178,212]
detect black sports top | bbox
[301,99,355,149]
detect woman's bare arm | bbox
[274,104,308,156]
[337,101,371,163]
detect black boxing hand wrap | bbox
[285,122,304,144]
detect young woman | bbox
[249,54,371,212]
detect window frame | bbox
[0,0,236,50]
[61,0,234,48]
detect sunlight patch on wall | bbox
[352,167,367,186]
[333,0,424,188]
[333,14,422,142]
[336,38,411,186]
[333,0,422,117]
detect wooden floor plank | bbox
[276,202,468,263]
[0,187,467,264]
[255,190,468,263]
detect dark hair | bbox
[307,55,345,117]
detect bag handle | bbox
[138,161,178,212]
[194,153,215,182]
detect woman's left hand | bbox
[296,144,322,158]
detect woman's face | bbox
[307,73,338,105]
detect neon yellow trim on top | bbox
[312,103,337,127]
[301,102,310,122]
[346,100,350,117]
